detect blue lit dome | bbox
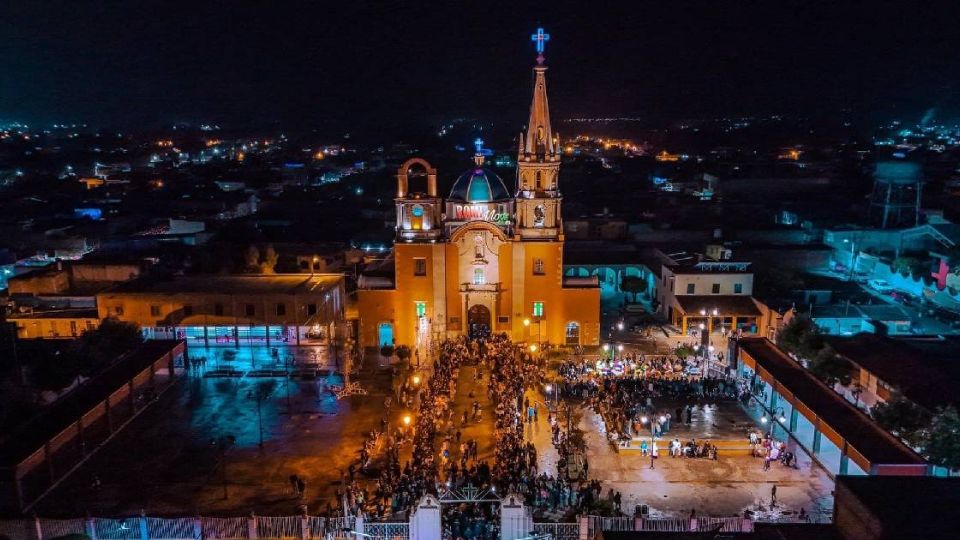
[448,168,511,203]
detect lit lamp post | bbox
[210,434,236,500]
[544,383,554,408]
[639,414,666,469]
[523,317,543,350]
[699,307,719,374]
[602,343,610,359]
[842,238,857,281]
[760,408,787,437]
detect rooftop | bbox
[675,295,761,316]
[738,338,926,469]
[103,274,343,296]
[825,333,960,411]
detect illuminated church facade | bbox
[357,31,600,351]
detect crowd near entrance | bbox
[467,305,492,339]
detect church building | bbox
[357,32,600,351]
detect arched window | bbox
[410,204,424,230]
[535,171,542,189]
[565,322,581,346]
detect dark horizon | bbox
[3,0,960,133]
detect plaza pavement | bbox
[31,345,833,523]
[522,387,835,522]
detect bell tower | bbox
[516,27,562,240]
[395,158,442,242]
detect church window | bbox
[535,171,542,189]
[415,301,427,318]
[473,268,486,285]
[686,283,696,294]
[533,258,545,275]
[410,204,424,230]
[534,205,545,227]
[712,283,721,294]
[532,301,544,318]
[414,258,427,276]
[734,283,743,294]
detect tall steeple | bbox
[515,27,562,240]
[521,28,559,161]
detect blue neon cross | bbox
[531,27,550,54]
[474,138,484,153]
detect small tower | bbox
[395,158,443,242]
[869,159,923,229]
[515,27,562,240]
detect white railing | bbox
[532,522,579,540]
[363,521,410,540]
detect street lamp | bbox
[617,321,624,331]
[210,434,236,500]
[617,344,624,353]
[529,344,538,353]
[412,375,421,386]
[545,383,554,406]
[402,414,412,426]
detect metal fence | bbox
[0,516,360,540]
[531,522,579,540]
[362,521,409,540]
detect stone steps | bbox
[618,438,753,456]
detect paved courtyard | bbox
[522,377,834,523]
[33,344,833,523]
[35,361,391,517]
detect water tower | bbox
[869,160,922,228]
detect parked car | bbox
[891,291,915,305]
[867,279,894,294]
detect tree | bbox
[674,345,695,360]
[395,345,412,363]
[925,406,960,469]
[871,392,930,448]
[807,348,854,387]
[260,245,278,274]
[29,349,81,391]
[777,315,824,360]
[77,318,143,374]
[620,275,646,302]
[244,245,261,273]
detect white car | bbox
[867,279,894,294]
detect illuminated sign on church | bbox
[453,204,511,225]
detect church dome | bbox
[448,168,511,203]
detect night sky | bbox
[3,0,959,133]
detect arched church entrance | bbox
[467,304,492,339]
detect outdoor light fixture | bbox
[602,344,609,352]
[529,344,538,352]
[779,415,787,423]
[640,415,649,424]
[523,318,531,327]
[658,415,667,423]
[617,344,624,352]
[617,321,624,331]
[545,384,553,393]
[760,415,768,424]
[403,415,411,426]
[699,308,706,316]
